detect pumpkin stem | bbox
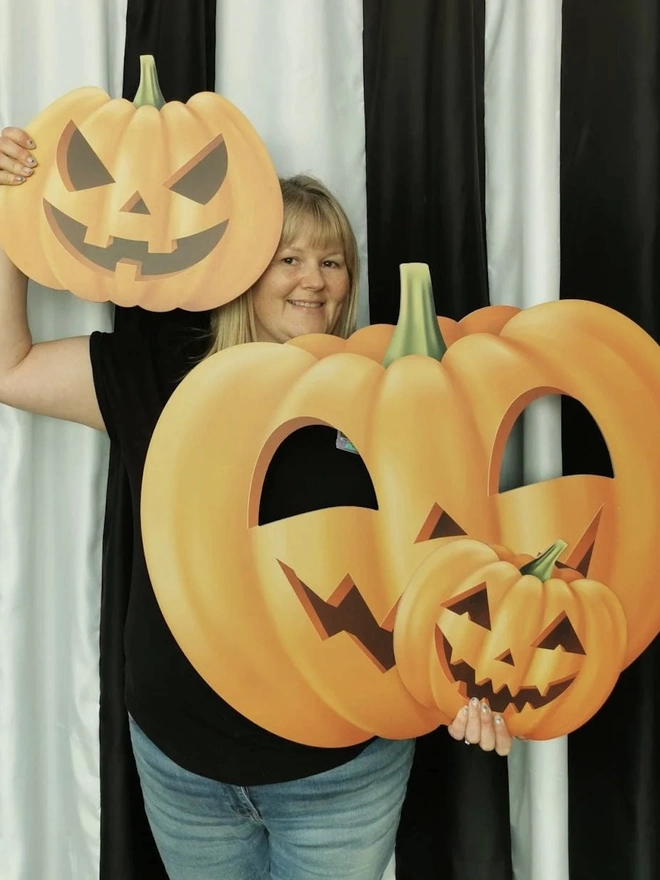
[133,55,166,110]
[520,540,569,583]
[382,263,448,367]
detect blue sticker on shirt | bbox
[336,431,359,455]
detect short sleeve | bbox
[89,328,175,454]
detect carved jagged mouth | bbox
[438,632,575,713]
[44,200,228,278]
[279,562,396,673]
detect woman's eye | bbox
[281,256,296,265]
[323,260,340,268]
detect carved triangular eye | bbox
[535,613,586,655]
[416,504,467,542]
[60,121,115,191]
[167,135,228,205]
[443,582,491,630]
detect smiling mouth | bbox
[437,631,575,713]
[287,300,324,308]
[44,200,228,278]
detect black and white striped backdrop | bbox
[0,1,657,878]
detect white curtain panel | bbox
[484,2,567,880]
[215,0,370,327]
[0,1,125,878]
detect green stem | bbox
[133,55,166,110]
[520,540,568,582]
[382,263,448,367]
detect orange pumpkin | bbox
[0,55,283,311]
[287,267,660,667]
[141,263,660,746]
[394,539,627,739]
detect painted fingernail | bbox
[481,702,490,714]
[26,157,37,167]
[470,697,479,707]
[15,176,24,183]
[22,167,33,176]
[494,715,503,724]
[27,139,35,148]
[461,705,468,716]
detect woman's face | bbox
[251,230,350,344]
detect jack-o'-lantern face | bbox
[44,121,229,278]
[141,264,660,747]
[393,539,626,739]
[438,583,585,713]
[0,56,283,311]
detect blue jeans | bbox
[129,716,414,880]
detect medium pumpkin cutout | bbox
[142,263,660,746]
[0,56,283,311]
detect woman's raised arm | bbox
[0,127,104,430]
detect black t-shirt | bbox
[89,327,379,785]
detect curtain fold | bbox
[362,0,489,325]
[483,4,567,880]
[360,3,512,877]
[0,1,124,877]
[561,2,660,876]
[99,4,216,877]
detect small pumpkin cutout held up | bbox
[0,55,283,311]
[394,539,627,739]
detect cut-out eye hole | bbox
[258,426,378,525]
[443,582,492,630]
[167,135,228,205]
[534,613,586,655]
[561,397,614,478]
[416,504,467,542]
[59,121,115,191]
[498,394,614,493]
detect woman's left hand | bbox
[447,698,513,756]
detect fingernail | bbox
[461,706,468,716]
[481,702,490,714]
[15,176,24,183]
[494,715,503,724]
[27,139,35,149]
[22,168,33,176]
[26,157,37,167]
[470,697,479,707]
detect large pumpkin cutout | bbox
[141,263,660,745]
[0,56,283,311]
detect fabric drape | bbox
[561,2,660,877]
[99,4,216,877]
[0,1,123,877]
[360,3,513,877]
[362,0,490,325]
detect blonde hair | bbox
[207,175,359,355]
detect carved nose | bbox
[120,191,151,215]
[496,650,516,666]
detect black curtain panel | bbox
[98,3,216,878]
[362,2,512,878]
[363,0,490,325]
[561,2,660,878]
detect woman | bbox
[0,126,512,880]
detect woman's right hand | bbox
[0,127,38,186]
